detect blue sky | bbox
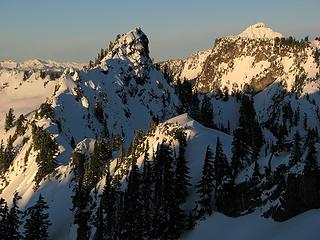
[0,0,319,63]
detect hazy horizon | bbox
[1,0,319,63]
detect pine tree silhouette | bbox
[24,194,51,240]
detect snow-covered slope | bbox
[0,28,181,238]
[184,209,320,240]
[0,69,58,119]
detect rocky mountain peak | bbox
[103,27,151,67]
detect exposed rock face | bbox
[101,27,152,82]
[197,29,319,93]
[157,49,211,83]
[156,58,184,82]
[159,23,319,94]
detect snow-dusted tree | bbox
[24,194,51,240]
[85,137,112,188]
[36,103,54,120]
[32,125,59,186]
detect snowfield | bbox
[184,209,320,240]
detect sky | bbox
[0,0,319,63]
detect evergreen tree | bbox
[93,207,104,240]
[0,140,4,173]
[252,160,261,183]
[289,131,302,167]
[123,160,143,239]
[94,165,117,240]
[238,96,264,161]
[200,95,214,128]
[293,106,300,126]
[168,131,191,238]
[4,135,15,171]
[190,92,201,122]
[214,137,230,186]
[304,136,318,173]
[85,137,112,188]
[7,192,22,240]
[214,138,233,213]
[36,103,54,120]
[194,145,215,217]
[129,128,145,160]
[303,113,308,130]
[74,197,91,240]
[0,197,9,240]
[5,108,15,131]
[72,150,91,240]
[94,100,104,123]
[175,131,191,204]
[176,80,193,111]
[151,142,177,239]
[33,126,59,186]
[231,129,250,177]
[15,114,26,136]
[141,152,153,238]
[24,194,51,240]
[117,142,126,168]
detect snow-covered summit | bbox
[102,27,151,67]
[239,22,283,39]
